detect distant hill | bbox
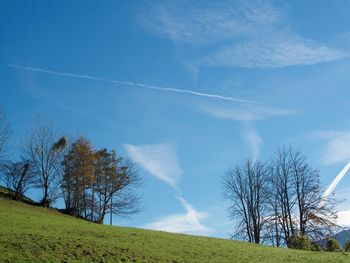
[318,228,350,248]
[334,228,350,247]
[0,197,349,262]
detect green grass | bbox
[0,198,349,263]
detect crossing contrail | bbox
[320,160,350,206]
[7,64,252,104]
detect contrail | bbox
[320,160,350,206]
[7,64,252,104]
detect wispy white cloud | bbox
[141,0,281,45]
[144,196,212,235]
[206,34,346,68]
[125,143,212,235]
[141,0,347,68]
[197,101,296,161]
[197,102,297,121]
[320,132,350,165]
[337,210,350,226]
[243,126,262,162]
[124,143,182,189]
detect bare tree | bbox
[223,160,268,244]
[0,110,11,167]
[263,183,282,247]
[1,160,32,200]
[289,148,338,240]
[266,147,339,246]
[267,147,296,246]
[224,147,339,247]
[24,118,67,206]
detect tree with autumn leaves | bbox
[61,137,141,223]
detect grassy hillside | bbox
[0,198,349,263]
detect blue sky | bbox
[1,0,350,238]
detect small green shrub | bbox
[326,238,341,252]
[310,242,322,252]
[343,239,350,252]
[288,235,311,250]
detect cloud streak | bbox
[144,196,212,235]
[125,143,212,235]
[322,161,350,203]
[7,64,250,104]
[198,102,297,122]
[197,102,296,161]
[243,126,262,162]
[310,131,350,206]
[124,143,182,189]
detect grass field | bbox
[0,197,349,263]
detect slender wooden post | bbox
[110,196,113,226]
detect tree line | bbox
[223,147,340,249]
[0,112,141,224]
[0,108,344,249]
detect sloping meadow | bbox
[0,198,349,263]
